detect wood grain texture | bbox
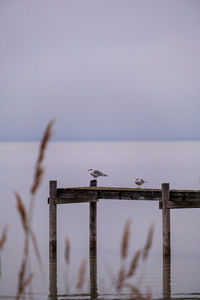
[162,183,171,257]
[54,187,200,204]
[49,180,57,261]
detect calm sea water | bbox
[0,141,200,299]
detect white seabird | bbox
[135,177,147,188]
[88,168,108,179]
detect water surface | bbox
[0,141,200,299]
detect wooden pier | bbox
[48,180,200,299]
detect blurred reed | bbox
[0,224,9,252]
[76,258,87,291]
[114,219,154,299]
[0,224,9,277]
[63,219,154,299]
[15,120,54,299]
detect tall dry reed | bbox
[64,237,71,293]
[15,120,54,299]
[121,219,131,260]
[0,224,9,277]
[76,258,87,291]
[63,220,154,298]
[114,220,154,299]
[0,224,9,252]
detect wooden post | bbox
[49,180,57,297]
[163,256,171,300]
[49,181,57,261]
[162,183,171,257]
[90,180,97,251]
[89,179,98,298]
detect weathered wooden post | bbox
[162,183,171,257]
[90,179,97,251]
[49,181,57,297]
[89,179,98,298]
[49,180,57,261]
[163,256,171,300]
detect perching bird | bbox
[88,168,108,179]
[135,177,147,188]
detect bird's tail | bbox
[103,174,108,177]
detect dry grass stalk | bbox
[29,229,44,275]
[142,223,155,261]
[145,288,152,300]
[31,119,54,195]
[121,219,131,260]
[65,238,70,265]
[16,195,31,300]
[116,264,126,291]
[126,249,141,278]
[124,282,146,300]
[0,224,9,251]
[64,238,71,294]
[15,192,28,232]
[113,220,154,300]
[16,259,33,299]
[16,120,54,299]
[76,258,87,290]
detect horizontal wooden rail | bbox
[159,200,200,209]
[47,186,200,205]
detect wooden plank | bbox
[57,189,98,201]
[57,187,162,202]
[56,187,200,206]
[55,198,97,204]
[159,200,200,209]
[57,187,200,202]
[167,201,200,209]
[171,191,200,202]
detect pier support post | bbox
[90,180,97,251]
[163,256,171,300]
[49,180,57,297]
[162,183,171,257]
[89,179,98,298]
[49,180,57,261]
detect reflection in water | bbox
[49,253,98,300]
[49,239,98,300]
[49,252,200,300]
[48,223,200,300]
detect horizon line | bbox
[1,138,200,143]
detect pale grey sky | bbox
[1,0,200,141]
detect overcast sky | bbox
[1,0,200,141]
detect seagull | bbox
[88,168,108,179]
[135,177,147,188]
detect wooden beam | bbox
[56,187,162,203]
[56,187,200,204]
[55,198,97,204]
[167,200,200,209]
[171,190,200,202]
[159,200,200,209]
